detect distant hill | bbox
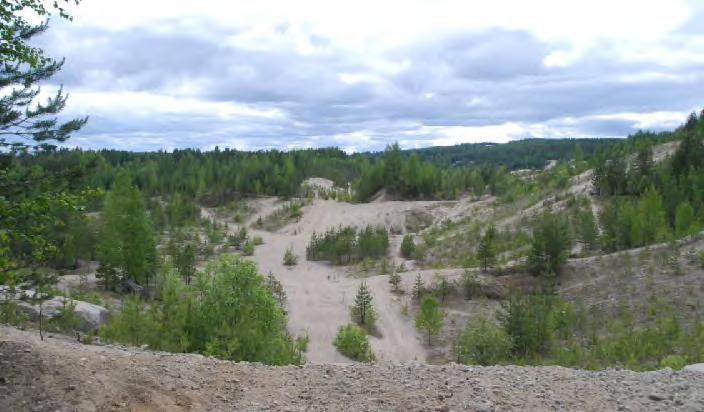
[405,138,620,169]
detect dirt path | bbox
[2,326,703,412]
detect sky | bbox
[33,0,704,152]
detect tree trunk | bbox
[39,303,44,341]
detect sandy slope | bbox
[204,197,477,363]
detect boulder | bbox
[15,296,108,331]
[115,278,146,296]
[683,364,704,373]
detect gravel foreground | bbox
[1,327,703,411]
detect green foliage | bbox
[296,334,310,353]
[529,213,570,276]
[334,323,375,362]
[351,281,376,329]
[0,300,28,327]
[415,296,443,345]
[477,226,497,271]
[400,235,415,258]
[283,247,298,266]
[97,173,156,288]
[253,200,306,231]
[174,243,196,284]
[454,313,512,365]
[660,355,687,370]
[600,187,669,251]
[500,293,557,358]
[228,226,248,249]
[50,298,81,333]
[100,294,157,346]
[675,201,696,236]
[100,256,300,365]
[432,274,453,303]
[264,271,286,308]
[0,1,87,152]
[461,270,481,300]
[306,225,389,265]
[575,209,599,251]
[242,240,255,256]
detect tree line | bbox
[306,225,389,265]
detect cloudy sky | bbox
[36,0,704,152]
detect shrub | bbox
[350,282,376,329]
[334,323,375,362]
[252,235,264,246]
[660,355,687,370]
[100,257,301,365]
[283,247,298,266]
[242,240,255,256]
[388,271,401,292]
[400,235,415,258]
[455,313,512,365]
[51,299,81,333]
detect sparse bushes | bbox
[334,323,375,362]
[253,200,306,231]
[283,247,298,266]
[455,313,512,365]
[306,225,389,265]
[388,271,401,292]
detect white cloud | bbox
[38,0,704,151]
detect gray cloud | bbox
[35,15,704,151]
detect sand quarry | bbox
[202,187,479,364]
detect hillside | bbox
[2,326,704,412]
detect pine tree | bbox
[477,225,497,271]
[576,209,599,251]
[400,234,415,259]
[528,213,570,276]
[351,281,376,328]
[388,271,401,292]
[98,173,156,288]
[176,243,196,285]
[434,274,452,303]
[415,296,443,345]
[412,274,425,302]
[675,201,696,236]
[638,187,667,245]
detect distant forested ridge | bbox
[12,128,678,207]
[402,138,617,169]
